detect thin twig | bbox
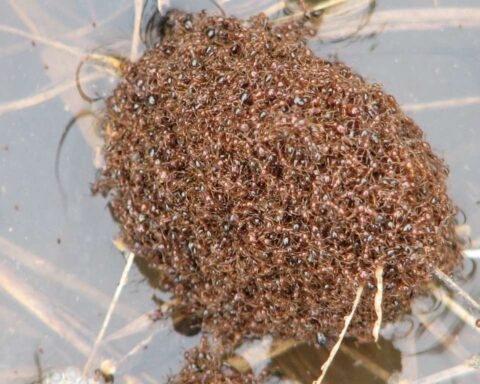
[433,267,480,311]
[372,265,384,342]
[83,252,136,375]
[403,96,480,112]
[313,285,364,384]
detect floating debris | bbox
[41,367,99,384]
[94,9,461,382]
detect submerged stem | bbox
[83,252,136,376]
[433,268,480,312]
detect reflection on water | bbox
[0,0,479,383]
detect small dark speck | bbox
[44,65,49,70]
[14,204,19,211]
[3,145,9,151]
[92,21,97,28]
[57,238,61,245]
[31,41,36,47]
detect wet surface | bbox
[0,1,479,383]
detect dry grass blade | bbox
[322,0,371,18]
[429,284,480,334]
[402,96,480,112]
[463,248,480,259]
[228,339,301,373]
[433,267,480,311]
[117,330,160,365]
[318,8,480,40]
[83,252,136,375]
[104,312,165,342]
[0,71,105,116]
[339,344,399,383]
[8,0,40,34]
[0,24,81,56]
[372,265,384,342]
[83,53,124,71]
[56,306,124,362]
[0,236,135,319]
[0,262,90,356]
[131,0,144,61]
[313,286,364,384]
[415,310,468,359]
[412,356,480,384]
[268,339,303,361]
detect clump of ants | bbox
[93,8,460,383]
